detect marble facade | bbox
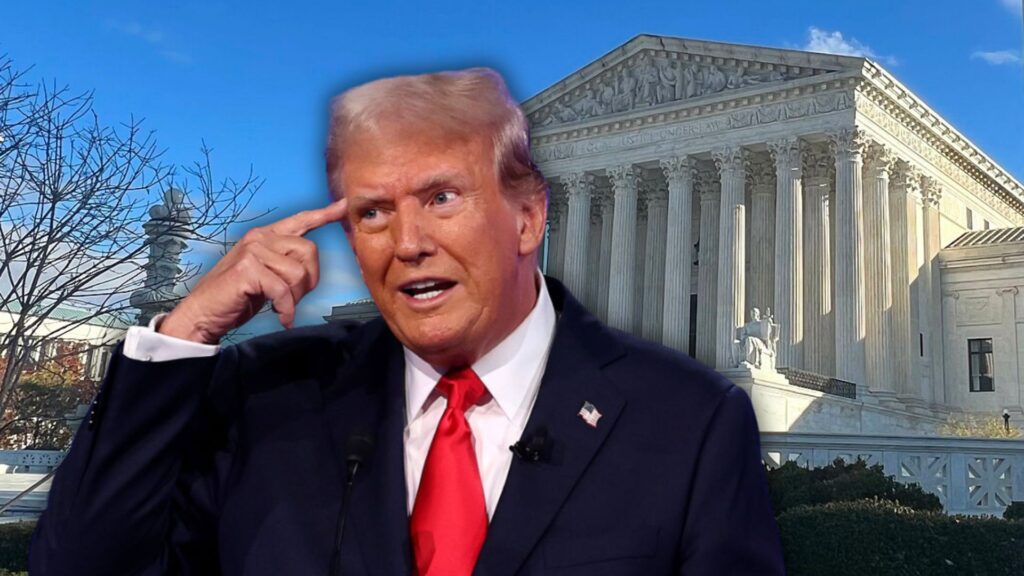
[527,35,1024,433]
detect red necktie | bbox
[410,366,488,576]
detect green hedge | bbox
[778,498,1024,576]
[0,522,33,573]
[1004,501,1024,521]
[766,458,943,515]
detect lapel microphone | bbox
[510,427,551,463]
[329,430,375,576]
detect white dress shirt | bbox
[122,271,557,520]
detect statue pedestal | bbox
[720,366,790,395]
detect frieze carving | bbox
[530,51,814,127]
[856,94,1024,225]
[531,90,852,163]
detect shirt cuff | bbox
[122,313,220,362]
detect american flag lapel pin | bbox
[577,401,602,428]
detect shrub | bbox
[0,522,34,572]
[1005,501,1024,521]
[766,458,942,515]
[778,498,1024,576]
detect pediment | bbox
[525,34,865,129]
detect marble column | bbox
[597,189,615,322]
[890,164,923,407]
[660,156,697,352]
[829,128,868,385]
[606,164,640,331]
[587,202,603,311]
[643,184,669,341]
[921,176,945,405]
[633,198,648,336]
[747,155,776,318]
[713,146,748,369]
[546,189,567,278]
[696,168,720,367]
[561,172,596,299]
[802,145,835,376]
[863,143,897,401]
[769,137,804,370]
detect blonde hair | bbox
[325,67,548,203]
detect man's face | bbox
[338,123,546,366]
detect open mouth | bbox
[399,279,457,301]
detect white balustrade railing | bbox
[761,432,1024,516]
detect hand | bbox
[158,199,349,344]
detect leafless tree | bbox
[0,54,268,419]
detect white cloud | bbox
[802,27,898,66]
[971,49,1022,65]
[1000,0,1022,14]
[106,20,192,64]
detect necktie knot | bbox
[437,366,486,413]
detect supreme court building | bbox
[516,34,1024,437]
[326,35,1024,513]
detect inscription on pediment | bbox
[530,50,825,128]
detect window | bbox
[966,207,974,230]
[968,338,994,392]
[984,219,991,230]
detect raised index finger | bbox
[269,198,348,236]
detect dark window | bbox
[966,207,974,230]
[919,333,924,357]
[984,219,991,230]
[968,338,995,392]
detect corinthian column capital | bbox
[712,145,748,176]
[828,127,868,160]
[659,156,698,183]
[606,164,641,195]
[864,142,896,175]
[561,172,596,197]
[768,136,803,173]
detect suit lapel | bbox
[322,322,413,576]
[474,279,627,576]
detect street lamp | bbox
[1003,409,1011,434]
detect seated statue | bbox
[732,307,779,371]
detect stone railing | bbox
[761,432,1024,516]
[0,450,65,473]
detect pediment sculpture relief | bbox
[532,53,803,127]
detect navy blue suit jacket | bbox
[30,277,785,575]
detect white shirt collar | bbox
[403,270,556,422]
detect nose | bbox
[392,201,435,263]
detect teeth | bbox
[413,289,443,300]
[407,280,440,290]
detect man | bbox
[30,68,785,575]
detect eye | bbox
[361,207,378,219]
[432,190,456,205]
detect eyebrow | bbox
[347,169,470,204]
[410,170,468,196]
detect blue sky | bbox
[5,0,1023,335]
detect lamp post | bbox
[1003,409,1011,434]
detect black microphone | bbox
[329,430,375,576]
[510,427,551,463]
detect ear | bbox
[516,188,547,258]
